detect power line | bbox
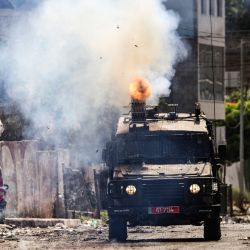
[179,27,225,37]
[177,62,250,68]
[181,35,250,42]
[227,30,250,34]
[179,26,250,35]
[178,27,250,41]
[208,3,217,150]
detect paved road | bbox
[1,223,250,249]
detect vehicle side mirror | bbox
[218,144,226,161]
[3,184,9,190]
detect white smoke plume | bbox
[0,0,186,161]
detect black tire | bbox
[204,217,221,241]
[109,217,127,242]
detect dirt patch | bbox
[1,220,250,250]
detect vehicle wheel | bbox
[204,217,221,241]
[109,217,127,242]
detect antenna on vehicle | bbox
[195,103,201,122]
[167,104,178,120]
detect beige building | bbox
[166,0,225,121]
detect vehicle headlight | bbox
[126,185,136,196]
[212,182,218,192]
[189,184,200,194]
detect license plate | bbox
[149,206,180,214]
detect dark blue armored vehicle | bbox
[103,101,224,242]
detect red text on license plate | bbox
[149,206,180,214]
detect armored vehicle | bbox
[103,101,225,242]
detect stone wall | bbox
[0,140,97,218]
[0,141,67,218]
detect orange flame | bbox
[129,77,152,102]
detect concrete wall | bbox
[197,0,225,47]
[0,141,69,218]
[165,0,226,120]
[226,160,250,191]
[226,162,240,190]
[197,0,225,120]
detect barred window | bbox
[217,0,223,17]
[201,0,207,14]
[209,0,215,15]
[199,44,224,101]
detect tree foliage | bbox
[225,91,250,162]
[226,0,250,30]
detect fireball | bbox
[129,77,152,102]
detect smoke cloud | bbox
[0,0,186,162]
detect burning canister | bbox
[131,100,146,122]
[129,77,151,123]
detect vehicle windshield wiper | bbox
[125,154,143,159]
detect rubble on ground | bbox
[230,205,250,223]
[232,215,250,223]
[0,218,108,243]
[0,214,249,246]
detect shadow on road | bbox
[126,238,205,243]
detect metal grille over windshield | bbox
[116,132,210,164]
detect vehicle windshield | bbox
[116,132,211,164]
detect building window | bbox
[199,44,224,101]
[217,0,223,17]
[201,0,207,14]
[209,0,215,16]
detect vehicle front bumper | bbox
[108,204,221,226]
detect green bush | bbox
[100,210,108,224]
[225,100,250,163]
[232,188,250,212]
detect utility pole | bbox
[240,39,245,194]
[93,169,101,219]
